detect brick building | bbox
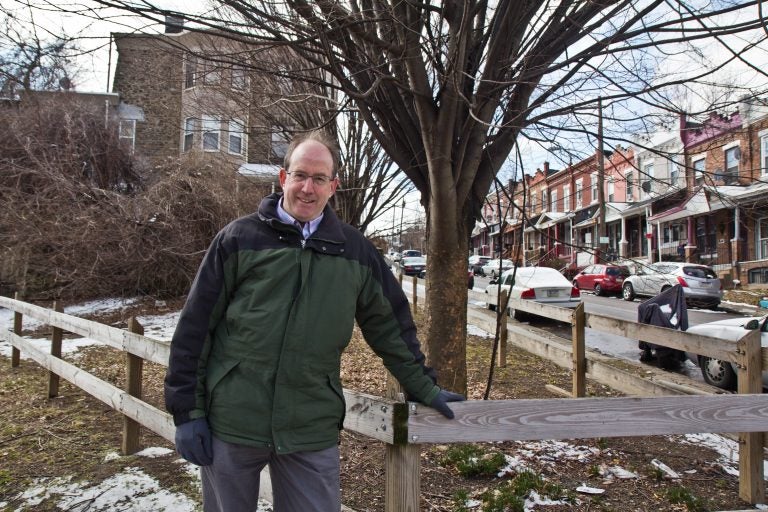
[473,100,768,288]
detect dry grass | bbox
[0,303,760,511]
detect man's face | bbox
[279,140,338,223]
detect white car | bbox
[685,315,768,390]
[485,266,581,321]
[479,258,515,278]
[622,262,722,309]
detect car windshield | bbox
[683,266,717,279]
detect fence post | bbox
[571,302,586,398]
[12,292,22,368]
[736,328,764,504]
[497,289,508,368]
[48,301,63,398]
[411,275,418,313]
[384,374,420,512]
[122,317,144,455]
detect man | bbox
[164,130,464,511]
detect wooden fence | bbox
[1,290,767,510]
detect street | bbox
[404,270,751,385]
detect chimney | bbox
[165,15,184,34]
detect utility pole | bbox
[399,199,405,251]
[597,97,606,262]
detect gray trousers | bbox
[201,436,341,512]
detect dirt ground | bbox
[0,296,765,511]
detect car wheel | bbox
[622,282,635,301]
[513,309,528,322]
[699,356,737,390]
[594,284,603,296]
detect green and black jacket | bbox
[164,193,439,454]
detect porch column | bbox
[731,206,742,284]
[522,229,528,266]
[685,216,696,262]
[656,221,662,263]
[645,207,653,264]
[619,215,628,258]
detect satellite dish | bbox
[59,77,72,90]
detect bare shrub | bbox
[0,97,272,300]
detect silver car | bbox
[685,315,768,390]
[621,262,722,309]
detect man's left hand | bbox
[429,389,466,419]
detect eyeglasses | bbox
[286,171,335,187]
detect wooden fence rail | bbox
[1,292,767,508]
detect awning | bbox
[648,189,709,223]
[572,217,597,229]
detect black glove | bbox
[428,389,466,419]
[175,417,213,466]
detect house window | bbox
[562,185,570,211]
[232,65,248,89]
[590,172,597,203]
[530,194,537,213]
[761,132,768,175]
[626,171,634,200]
[271,127,289,160]
[202,60,221,85]
[669,158,680,186]
[202,116,220,151]
[118,119,136,152]
[541,190,547,211]
[641,162,653,196]
[228,119,245,155]
[550,190,558,212]
[607,177,615,202]
[724,146,739,184]
[693,158,705,186]
[185,55,196,89]
[575,179,583,208]
[758,217,768,259]
[183,117,195,152]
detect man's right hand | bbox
[429,389,466,419]
[175,417,213,466]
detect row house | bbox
[473,100,768,288]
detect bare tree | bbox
[0,5,81,95]
[35,1,768,393]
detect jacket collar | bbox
[259,193,347,246]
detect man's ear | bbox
[278,168,288,188]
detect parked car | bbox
[485,266,581,320]
[685,315,768,390]
[621,262,722,309]
[479,258,515,278]
[401,249,422,259]
[468,255,492,276]
[572,264,631,296]
[419,266,475,289]
[399,256,427,276]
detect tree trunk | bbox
[423,173,470,396]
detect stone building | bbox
[111,17,330,185]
